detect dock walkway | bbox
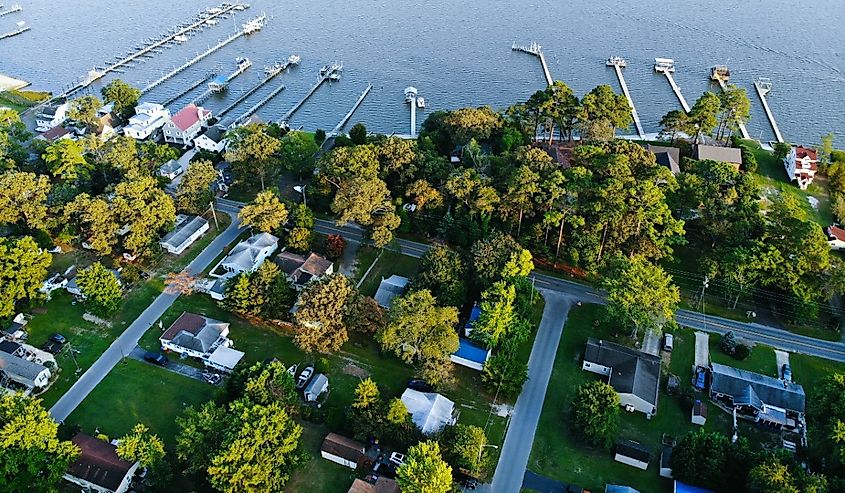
[215,57,295,120]
[192,60,251,105]
[332,83,373,135]
[754,78,784,143]
[0,25,28,40]
[664,71,690,113]
[512,41,553,86]
[278,63,342,124]
[160,73,215,107]
[227,82,286,128]
[0,4,22,17]
[714,79,751,140]
[608,59,645,139]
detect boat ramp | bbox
[512,41,553,86]
[754,77,784,143]
[709,66,751,140]
[278,62,343,124]
[654,58,691,113]
[606,56,645,139]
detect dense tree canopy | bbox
[569,381,620,448]
[176,159,217,214]
[293,273,356,353]
[603,255,679,338]
[76,261,122,316]
[238,190,289,233]
[396,441,454,493]
[0,236,51,318]
[101,79,141,119]
[0,171,51,230]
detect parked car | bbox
[143,352,169,366]
[389,452,405,466]
[407,379,433,392]
[663,333,674,352]
[49,333,67,345]
[296,366,314,389]
[782,363,792,382]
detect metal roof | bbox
[709,363,805,413]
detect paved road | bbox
[49,212,244,422]
[490,291,571,493]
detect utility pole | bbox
[209,201,219,229]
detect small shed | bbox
[660,445,673,478]
[614,440,650,470]
[320,433,365,469]
[691,400,707,426]
[304,373,329,402]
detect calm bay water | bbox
[1,0,843,145]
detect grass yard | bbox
[356,247,421,296]
[528,304,732,493]
[155,212,232,275]
[288,424,359,493]
[708,335,778,377]
[65,359,216,446]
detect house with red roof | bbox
[63,433,139,493]
[826,225,845,250]
[162,103,211,146]
[784,145,818,190]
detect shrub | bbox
[732,344,750,360]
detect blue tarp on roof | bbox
[452,338,489,363]
[674,481,714,493]
[464,305,482,330]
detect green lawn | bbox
[65,359,216,445]
[356,248,421,297]
[708,335,778,377]
[155,212,232,275]
[529,304,732,493]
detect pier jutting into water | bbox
[191,58,252,105]
[278,62,343,124]
[606,57,645,139]
[654,58,691,113]
[0,3,21,17]
[160,73,215,107]
[214,55,299,123]
[512,41,553,86]
[710,66,751,140]
[754,78,784,144]
[331,83,373,135]
[0,21,27,40]
[227,81,286,128]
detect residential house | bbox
[205,345,245,373]
[64,433,140,493]
[158,159,183,180]
[3,313,28,340]
[163,103,211,146]
[374,274,409,308]
[691,399,707,425]
[159,312,242,372]
[348,477,400,493]
[693,144,743,171]
[646,144,681,175]
[401,388,456,435]
[464,304,482,337]
[582,338,661,417]
[123,102,170,140]
[321,433,365,469]
[159,215,209,255]
[450,338,491,371]
[35,100,69,131]
[0,350,51,394]
[708,362,805,431]
[275,250,333,289]
[212,232,278,278]
[613,440,650,470]
[784,145,819,190]
[826,225,845,250]
[304,373,329,402]
[0,340,24,357]
[194,125,228,153]
[194,277,228,301]
[66,269,121,298]
[36,125,72,143]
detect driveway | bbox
[128,346,209,382]
[490,291,571,493]
[694,331,710,368]
[50,211,244,422]
[642,330,661,356]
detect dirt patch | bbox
[342,362,370,378]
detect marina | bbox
[654,58,691,113]
[191,57,252,105]
[754,77,785,144]
[160,73,215,108]
[0,3,21,17]
[606,56,645,139]
[215,54,300,122]
[331,83,373,135]
[710,65,751,140]
[226,81,286,128]
[512,41,553,86]
[141,14,266,95]
[0,20,28,40]
[278,62,343,124]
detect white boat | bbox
[606,56,626,67]
[416,97,425,109]
[288,54,301,65]
[207,7,223,14]
[329,72,341,81]
[404,86,418,103]
[319,65,330,76]
[654,57,676,73]
[236,57,251,70]
[264,62,282,75]
[233,3,247,10]
[205,19,218,26]
[174,34,188,43]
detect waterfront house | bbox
[194,125,228,153]
[826,225,845,250]
[692,144,742,171]
[123,102,170,140]
[163,103,211,146]
[401,388,456,435]
[321,433,365,469]
[275,250,333,290]
[582,338,661,417]
[450,338,491,371]
[613,439,650,470]
[64,433,139,493]
[211,232,278,278]
[159,215,209,255]
[373,274,409,308]
[36,125,72,143]
[647,144,681,175]
[158,159,183,180]
[784,145,818,190]
[35,100,69,132]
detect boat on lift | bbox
[606,56,626,67]
[174,34,188,43]
[404,86,418,103]
[710,65,731,82]
[416,97,425,109]
[288,54,301,66]
[236,56,251,70]
[319,64,330,77]
[264,62,283,75]
[654,58,676,73]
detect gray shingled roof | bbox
[615,439,651,463]
[693,145,743,165]
[584,338,661,407]
[0,351,49,388]
[710,363,805,413]
[160,216,208,250]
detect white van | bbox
[663,333,674,352]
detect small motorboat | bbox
[416,97,425,109]
[288,54,301,65]
[174,34,188,43]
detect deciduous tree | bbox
[603,255,679,339]
[0,236,51,318]
[63,193,118,255]
[77,262,122,316]
[43,139,92,182]
[578,85,631,140]
[176,159,217,214]
[377,290,458,371]
[0,171,51,230]
[445,424,489,475]
[353,378,380,409]
[293,273,355,353]
[396,441,453,493]
[116,424,165,468]
[414,245,467,307]
[471,281,516,348]
[68,95,102,130]
[101,79,141,119]
[278,130,318,177]
[239,190,288,233]
[225,123,281,190]
[570,381,620,448]
[113,176,176,255]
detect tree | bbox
[42,139,92,182]
[716,85,751,141]
[346,294,387,333]
[293,273,355,353]
[396,441,453,493]
[386,398,409,425]
[471,231,532,287]
[332,176,400,247]
[176,159,217,214]
[719,331,738,355]
[68,95,102,130]
[0,394,80,492]
[138,140,179,172]
[278,131,318,177]
[821,133,835,166]
[471,282,516,348]
[445,168,499,217]
[76,262,122,316]
[442,106,502,145]
[63,194,118,255]
[670,429,754,492]
[94,134,142,177]
[239,190,289,233]
[353,378,380,409]
[286,227,311,252]
[687,92,721,143]
[223,262,295,319]
[603,255,680,339]
[223,274,253,314]
[405,179,443,212]
[225,123,281,189]
[349,122,368,145]
[501,165,540,236]
[314,129,326,146]
[774,142,792,161]
[481,351,528,398]
[0,171,51,230]
[659,109,689,143]
[325,234,346,260]
[176,402,230,475]
[748,454,799,493]
[414,245,467,307]
[570,381,620,448]
[377,290,459,369]
[578,85,631,140]
[112,176,176,255]
[445,424,489,475]
[116,424,165,468]
[0,108,29,170]
[101,79,141,119]
[235,360,298,409]
[0,236,51,318]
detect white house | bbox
[158,159,183,180]
[0,350,51,395]
[163,103,211,146]
[159,215,209,254]
[320,433,365,469]
[212,232,278,278]
[827,225,845,250]
[784,145,819,190]
[64,433,140,493]
[160,312,230,359]
[401,388,456,435]
[194,125,228,153]
[123,102,170,140]
[35,101,69,132]
[204,345,244,373]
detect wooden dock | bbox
[608,58,645,139]
[227,82,286,128]
[278,63,342,124]
[512,41,553,86]
[0,24,28,40]
[754,78,784,143]
[664,71,690,113]
[215,57,295,120]
[192,59,252,105]
[160,73,215,107]
[0,3,21,17]
[332,83,373,135]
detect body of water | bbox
[1,0,842,145]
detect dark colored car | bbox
[48,333,67,345]
[144,352,169,366]
[408,379,433,392]
[782,363,792,382]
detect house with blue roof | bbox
[464,304,482,337]
[674,481,714,493]
[450,338,490,371]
